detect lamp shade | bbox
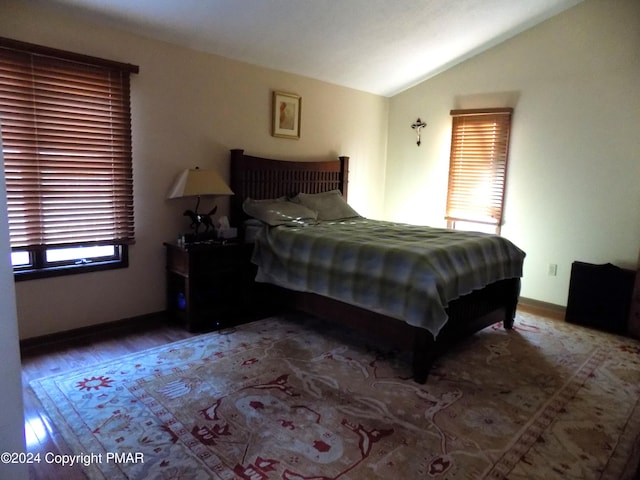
[167,168,233,199]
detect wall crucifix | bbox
[411,118,427,146]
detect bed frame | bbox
[229,149,520,383]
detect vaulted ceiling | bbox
[44,0,582,96]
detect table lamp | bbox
[167,167,233,240]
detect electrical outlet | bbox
[547,263,558,276]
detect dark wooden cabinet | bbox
[565,261,635,335]
[164,241,257,331]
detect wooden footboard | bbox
[273,277,520,383]
[411,277,520,382]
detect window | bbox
[0,37,139,280]
[445,108,513,234]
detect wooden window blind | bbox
[445,108,513,228]
[0,38,139,251]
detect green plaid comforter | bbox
[252,218,525,337]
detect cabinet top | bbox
[164,239,242,251]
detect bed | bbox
[229,148,525,383]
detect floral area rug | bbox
[31,311,640,479]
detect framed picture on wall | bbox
[272,91,301,139]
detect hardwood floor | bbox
[20,315,197,480]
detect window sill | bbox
[14,258,128,282]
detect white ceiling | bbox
[45,0,582,97]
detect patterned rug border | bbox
[602,394,640,479]
[128,368,232,476]
[484,347,608,479]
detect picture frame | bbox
[272,91,301,139]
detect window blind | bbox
[0,38,138,250]
[445,108,512,227]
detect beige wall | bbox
[385,0,640,306]
[0,1,388,338]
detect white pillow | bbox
[293,190,360,221]
[242,197,318,226]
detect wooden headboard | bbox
[229,149,349,226]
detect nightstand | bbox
[164,241,256,332]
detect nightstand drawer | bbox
[193,246,244,271]
[166,247,189,275]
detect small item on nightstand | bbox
[216,215,237,239]
[216,227,237,239]
[176,292,186,310]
